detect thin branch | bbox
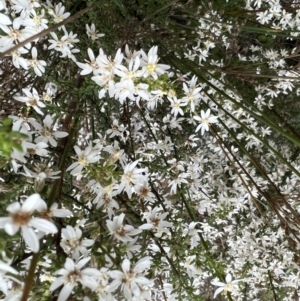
[20,253,39,301]
[268,270,278,301]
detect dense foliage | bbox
[1,0,300,300]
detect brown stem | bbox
[20,253,39,301]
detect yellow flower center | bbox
[202,118,209,125]
[9,29,21,41]
[147,64,156,72]
[30,59,39,68]
[43,94,53,102]
[78,157,88,166]
[221,283,234,295]
[33,16,41,25]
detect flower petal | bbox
[22,194,43,212]
[6,202,21,213]
[50,277,64,291]
[22,226,39,253]
[0,260,18,274]
[213,286,224,298]
[4,222,19,236]
[77,257,90,270]
[122,259,130,273]
[225,273,232,283]
[64,258,75,271]
[29,218,57,233]
[57,282,74,301]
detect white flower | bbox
[14,88,45,116]
[19,165,60,192]
[29,47,47,76]
[106,213,141,242]
[9,114,33,131]
[168,172,189,194]
[211,273,244,298]
[51,3,70,23]
[106,119,126,138]
[97,48,124,74]
[118,160,148,198]
[86,23,105,40]
[0,194,58,253]
[114,56,143,82]
[11,47,28,70]
[124,236,141,259]
[48,32,69,54]
[91,182,119,219]
[182,78,202,112]
[182,222,200,249]
[22,9,48,31]
[67,144,100,177]
[60,225,94,260]
[107,257,153,300]
[22,141,48,157]
[168,97,186,117]
[0,260,18,294]
[0,18,35,51]
[50,257,100,301]
[140,46,170,79]
[135,182,156,203]
[193,109,218,135]
[256,10,272,25]
[92,267,113,301]
[77,48,99,75]
[31,114,68,147]
[139,207,173,235]
[11,0,40,16]
[114,79,135,104]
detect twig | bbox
[20,253,39,301]
[268,270,278,301]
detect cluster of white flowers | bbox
[2,0,300,300]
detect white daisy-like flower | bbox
[66,144,100,177]
[31,114,68,147]
[168,97,187,117]
[19,165,60,192]
[211,273,244,298]
[86,23,105,40]
[140,46,170,80]
[51,2,70,23]
[139,207,173,234]
[29,47,47,77]
[106,213,141,242]
[50,257,100,301]
[14,88,45,116]
[60,225,94,260]
[76,48,99,75]
[118,160,148,199]
[193,109,218,135]
[107,257,153,300]
[0,194,58,253]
